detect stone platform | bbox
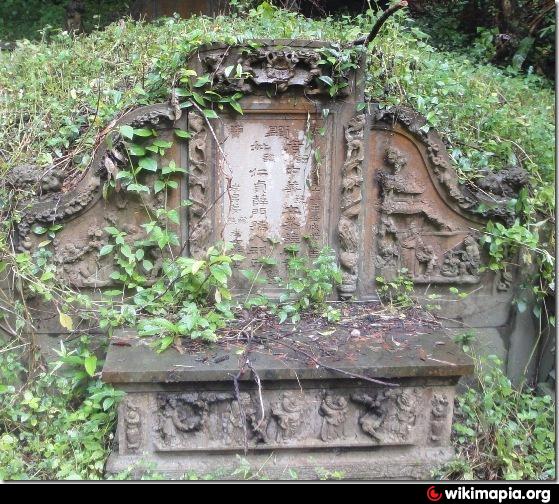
[102,325,472,480]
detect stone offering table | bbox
[103,319,472,479]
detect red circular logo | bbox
[427,486,443,502]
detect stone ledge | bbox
[102,328,473,384]
[105,445,455,480]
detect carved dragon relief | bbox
[200,46,350,96]
[186,112,212,258]
[338,114,365,299]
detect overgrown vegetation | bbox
[0,2,555,480]
[0,340,122,480]
[437,355,555,480]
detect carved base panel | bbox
[103,328,471,479]
[106,382,457,480]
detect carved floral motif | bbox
[201,47,341,95]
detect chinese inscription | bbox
[221,116,324,287]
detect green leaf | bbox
[119,125,134,140]
[84,355,97,377]
[154,180,166,194]
[229,100,243,115]
[210,264,228,284]
[174,129,192,139]
[203,109,218,119]
[139,156,158,172]
[32,225,48,235]
[99,244,114,256]
[127,144,146,156]
[127,183,150,193]
[133,128,154,137]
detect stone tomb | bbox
[9,40,529,478]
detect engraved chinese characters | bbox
[220,115,324,287]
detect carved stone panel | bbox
[361,107,494,298]
[151,386,433,452]
[12,104,186,332]
[216,109,327,288]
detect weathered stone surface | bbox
[103,329,472,384]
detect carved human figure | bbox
[319,394,348,442]
[461,236,481,276]
[269,392,304,442]
[441,252,461,278]
[124,402,141,452]
[351,391,390,442]
[430,394,450,443]
[416,243,438,277]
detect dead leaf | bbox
[418,348,427,361]
[59,312,73,331]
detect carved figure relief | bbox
[157,392,234,447]
[124,399,142,453]
[429,393,450,444]
[319,394,348,441]
[351,388,419,444]
[268,392,305,442]
[374,138,485,286]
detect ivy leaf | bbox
[99,245,114,256]
[203,109,218,119]
[194,75,211,87]
[154,180,166,194]
[139,156,158,172]
[210,264,229,284]
[127,144,146,156]
[319,75,334,87]
[229,100,243,115]
[84,355,97,377]
[32,225,48,235]
[127,183,150,193]
[119,125,134,140]
[174,129,192,139]
[133,128,154,137]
